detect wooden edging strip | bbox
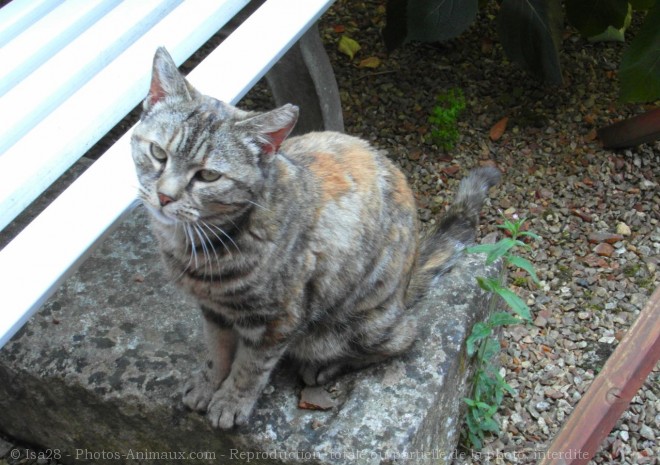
[538,285,660,465]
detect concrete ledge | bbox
[0,204,499,465]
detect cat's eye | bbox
[195,169,222,182]
[150,143,168,162]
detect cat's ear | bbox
[144,47,198,111]
[236,104,299,158]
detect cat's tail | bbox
[405,166,501,307]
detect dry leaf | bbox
[489,116,509,141]
[584,129,597,142]
[441,165,460,176]
[338,35,360,60]
[358,56,381,68]
[298,386,337,411]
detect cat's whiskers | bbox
[184,223,199,271]
[203,221,242,256]
[198,222,223,275]
[198,220,232,257]
[246,199,271,212]
[193,222,217,278]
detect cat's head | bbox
[131,47,298,226]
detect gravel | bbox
[318,2,659,464]
[2,1,658,464]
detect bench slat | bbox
[0,0,250,232]
[0,0,64,47]
[0,0,335,349]
[0,0,122,97]
[0,0,182,154]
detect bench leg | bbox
[221,1,344,134]
[264,22,344,135]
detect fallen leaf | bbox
[338,35,360,60]
[489,116,509,141]
[441,165,460,176]
[587,232,623,244]
[298,386,337,411]
[358,56,381,68]
[408,149,422,161]
[571,209,593,222]
[333,24,345,33]
[584,129,598,142]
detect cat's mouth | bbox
[143,202,178,225]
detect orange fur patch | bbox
[391,169,415,209]
[342,147,378,195]
[308,152,351,201]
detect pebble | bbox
[594,243,615,257]
[638,425,655,440]
[536,401,550,412]
[617,222,632,236]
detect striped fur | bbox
[131,48,500,429]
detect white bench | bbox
[0,0,336,347]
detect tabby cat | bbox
[131,47,500,430]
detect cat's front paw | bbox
[182,369,217,413]
[206,386,257,430]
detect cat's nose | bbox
[158,193,174,206]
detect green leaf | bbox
[463,397,477,407]
[565,0,629,38]
[518,230,541,241]
[620,2,660,102]
[482,417,500,432]
[406,0,479,42]
[476,276,499,293]
[507,255,540,284]
[498,218,519,235]
[494,286,532,320]
[467,322,492,355]
[475,401,493,411]
[481,237,518,264]
[589,4,632,42]
[468,431,483,450]
[482,338,501,361]
[486,403,499,417]
[338,35,361,60]
[497,0,564,85]
[488,311,524,326]
[466,243,499,255]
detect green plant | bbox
[428,88,466,151]
[461,217,540,449]
[383,0,660,102]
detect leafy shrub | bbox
[383,0,660,102]
[462,217,540,449]
[428,88,466,150]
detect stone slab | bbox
[0,200,499,465]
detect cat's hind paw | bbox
[299,362,344,386]
[182,370,216,413]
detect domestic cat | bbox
[131,47,500,430]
